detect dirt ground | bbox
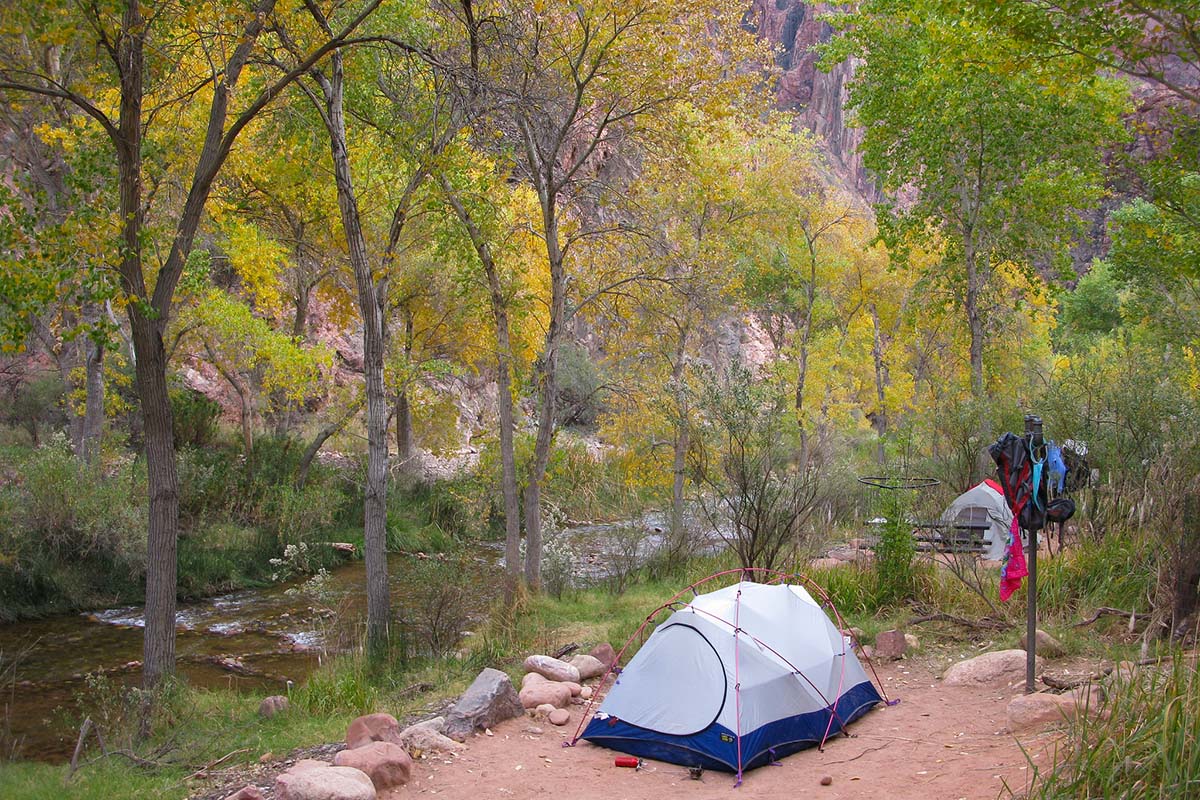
[394,659,1062,800]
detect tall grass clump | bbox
[1023,656,1200,799]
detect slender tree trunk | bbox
[869,303,889,467]
[296,398,362,489]
[81,337,105,464]
[523,188,566,590]
[395,310,414,466]
[964,240,991,481]
[669,331,690,555]
[395,390,412,463]
[316,48,390,656]
[439,180,521,594]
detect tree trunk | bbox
[669,332,690,557]
[395,310,414,466]
[81,337,105,464]
[317,48,390,656]
[964,241,990,481]
[869,303,889,467]
[296,399,362,489]
[395,390,412,463]
[111,1,178,695]
[439,180,521,595]
[522,187,566,590]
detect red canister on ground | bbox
[615,756,641,768]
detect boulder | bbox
[588,643,618,669]
[1020,629,1066,659]
[548,708,570,726]
[345,713,403,750]
[332,741,413,790]
[519,681,572,710]
[523,655,581,683]
[398,723,464,755]
[275,764,376,800]
[560,680,582,697]
[521,672,548,690]
[223,786,264,800]
[408,716,444,733]
[1006,693,1071,731]
[443,667,525,742]
[874,629,907,660]
[568,654,607,680]
[258,695,289,718]
[809,558,842,570]
[943,650,1040,688]
[534,703,557,718]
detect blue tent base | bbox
[581,680,882,773]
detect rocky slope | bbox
[748,0,874,199]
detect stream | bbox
[0,516,692,763]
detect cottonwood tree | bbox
[457,0,766,588]
[823,1,1127,473]
[0,0,380,690]
[272,1,462,654]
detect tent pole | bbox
[1026,526,1037,693]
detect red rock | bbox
[332,741,412,790]
[567,654,607,680]
[275,765,375,800]
[523,655,580,683]
[588,643,617,669]
[258,695,289,718]
[874,629,907,660]
[521,672,547,690]
[519,681,572,709]
[548,708,570,726]
[345,713,403,750]
[223,785,264,800]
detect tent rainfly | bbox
[940,479,1018,560]
[577,576,883,782]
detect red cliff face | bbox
[748,0,874,200]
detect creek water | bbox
[0,516,682,763]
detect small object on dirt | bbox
[485,728,494,736]
[552,642,581,660]
[615,756,642,769]
[820,775,833,786]
[259,752,274,763]
[688,766,703,780]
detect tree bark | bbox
[315,46,391,657]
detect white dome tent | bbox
[940,479,1018,560]
[572,569,887,784]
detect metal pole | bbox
[1023,414,1044,694]
[1026,524,1037,693]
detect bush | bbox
[15,436,145,570]
[170,385,220,448]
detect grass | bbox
[0,687,356,800]
[1020,653,1200,799]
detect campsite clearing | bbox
[396,658,1057,800]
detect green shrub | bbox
[169,385,220,448]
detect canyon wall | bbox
[747,0,874,200]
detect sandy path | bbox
[400,661,1055,800]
